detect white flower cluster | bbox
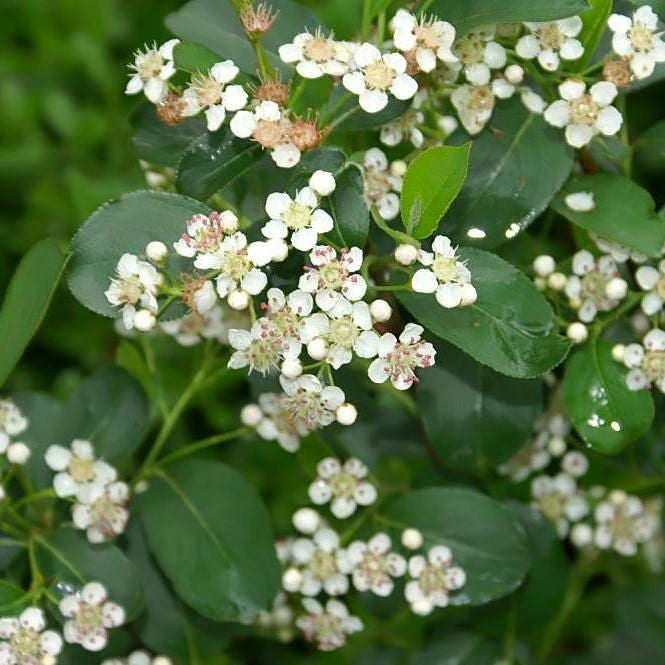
[45,440,130,543]
[103,652,172,665]
[0,399,31,469]
[277,456,466,650]
[362,148,404,221]
[616,328,665,393]
[0,607,63,665]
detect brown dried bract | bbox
[156,92,187,126]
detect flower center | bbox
[419,563,447,595]
[319,262,346,290]
[454,35,485,64]
[253,119,286,148]
[311,612,343,645]
[432,256,460,282]
[358,551,390,584]
[69,457,96,483]
[136,51,164,78]
[75,603,104,634]
[468,85,495,110]
[644,350,665,382]
[303,37,336,63]
[191,73,224,106]
[309,549,338,579]
[283,202,313,230]
[282,391,332,434]
[270,309,300,337]
[630,22,654,51]
[180,312,207,335]
[247,339,282,373]
[570,95,599,125]
[364,61,395,90]
[328,470,357,497]
[415,23,441,49]
[537,23,565,50]
[581,271,610,302]
[221,250,252,280]
[90,495,123,536]
[386,340,434,384]
[364,170,391,200]
[10,628,41,659]
[539,491,567,521]
[328,317,359,349]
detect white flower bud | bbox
[505,64,524,84]
[307,337,329,361]
[218,210,239,234]
[292,507,320,534]
[533,255,555,277]
[145,241,168,263]
[308,170,336,196]
[228,289,250,310]
[282,567,303,592]
[134,309,156,331]
[7,442,31,465]
[146,171,168,188]
[335,402,357,426]
[567,322,588,344]
[401,528,423,550]
[612,343,625,362]
[390,160,407,177]
[548,436,567,457]
[437,115,458,135]
[134,480,149,494]
[459,283,478,306]
[241,404,263,427]
[281,358,303,379]
[369,299,392,322]
[153,658,173,665]
[570,523,593,548]
[605,277,628,300]
[394,244,418,266]
[547,272,567,291]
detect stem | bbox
[327,104,362,132]
[617,96,632,177]
[250,35,274,79]
[370,284,412,292]
[28,538,44,590]
[156,427,250,467]
[361,0,372,40]
[371,208,418,246]
[592,291,641,337]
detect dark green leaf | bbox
[417,343,542,472]
[446,98,573,248]
[634,120,665,175]
[323,88,411,131]
[36,527,144,620]
[0,239,68,387]
[575,0,613,69]
[398,248,571,378]
[401,144,471,239]
[0,581,28,614]
[173,40,222,72]
[139,459,280,621]
[551,174,665,257]
[563,339,655,454]
[176,128,263,201]
[409,631,500,665]
[327,164,369,247]
[68,191,211,318]
[382,487,530,605]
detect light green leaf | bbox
[400,144,471,239]
[575,0,613,69]
[327,164,369,247]
[425,0,589,35]
[409,631,500,665]
[551,174,665,258]
[382,487,530,605]
[398,248,571,378]
[139,459,280,621]
[563,339,655,454]
[0,582,29,614]
[417,343,542,472]
[68,191,211,319]
[445,98,573,248]
[0,239,69,387]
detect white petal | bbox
[390,74,418,100]
[596,106,622,136]
[411,269,438,293]
[516,34,540,59]
[559,78,586,101]
[560,39,584,61]
[240,269,268,295]
[359,89,388,113]
[544,100,570,127]
[223,84,248,111]
[590,81,618,106]
[565,123,594,148]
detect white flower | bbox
[263,185,334,252]
[405,545,466,615]
[342,43,418,113]
[368,323,436,390]
[60,582,125,651]
[254,592,294,642]
[347,532,406,596]
[285,527,352,596]
[454,28,506,85]
[561,450,589,478]
[565,191,595,212]
[181,61,247,131]
[308,457,377,518]
[279,31,354,78]
[591,233,646,264]
[308,170,337,197]
[531,473,589,537]
[392,9,457,73]
[161,305,247,346]
[299,246,367,314]
[300,302,380,369]
[45,439,116,501]
[105,253,162,330]
[635,260,665,315]
[412,235,477,308]
[0,399,27,455]
[380,109,425,148]
[623,328,665,393]
[362,148,402,219]
[296,598,363,652]
[125,39,179,103]
[451,83,496,135]
[544,79,623,148]
[72,481,130,543]
[0,607,63,664]
[102,652,173,665]
[173,211,239,262]
[516,17,584,71]
[564,251,625,322]
[608,6,665,79]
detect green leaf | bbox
[382,487,530,605]
[400,144,471,239]
[327,164,369,247]
[634,120,665,175]
[575,0,613,69]
[426,0,589,35]
[165,0,324,77]
[173,40,222,72]
[446,98,573,248]
[115,341,158,404]
[409,631,500,665]
[176,127,264,201]
[398,248,571,378]
[0,581,29,614]
[551,174,665,257]
[323,88,411,131]
[36,527,144,620]
[68,191,211,318]
[563,339,655,454]
[417,343,542,472]
[139,459,280,621]
[131,104,206,168]
[0,239,69,387]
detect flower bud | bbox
[612,343,625,362]
[570,523,593,548]
[548,436,567,457]
[369,299,392,322]
[307,337,329,361]
[605,277,628,300]
[267,238,289,262]
[547,272,567,291]
[228,289,250,310]
[292,507,320,534]
[567,322,588,344]
[390,160,407,177]
[308,170,336,196]
[505,64,524,84]
[401,528,424,550]
[282,567,303,592]
[533,254,555,277]
[241,404,263,427]
[394,243,418,266]
[437,115,458,135]
[281,358,303,379]
[7,442,30,465]
[145,241,168,263]
[134,309,156,331]
[335,402,357,426]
